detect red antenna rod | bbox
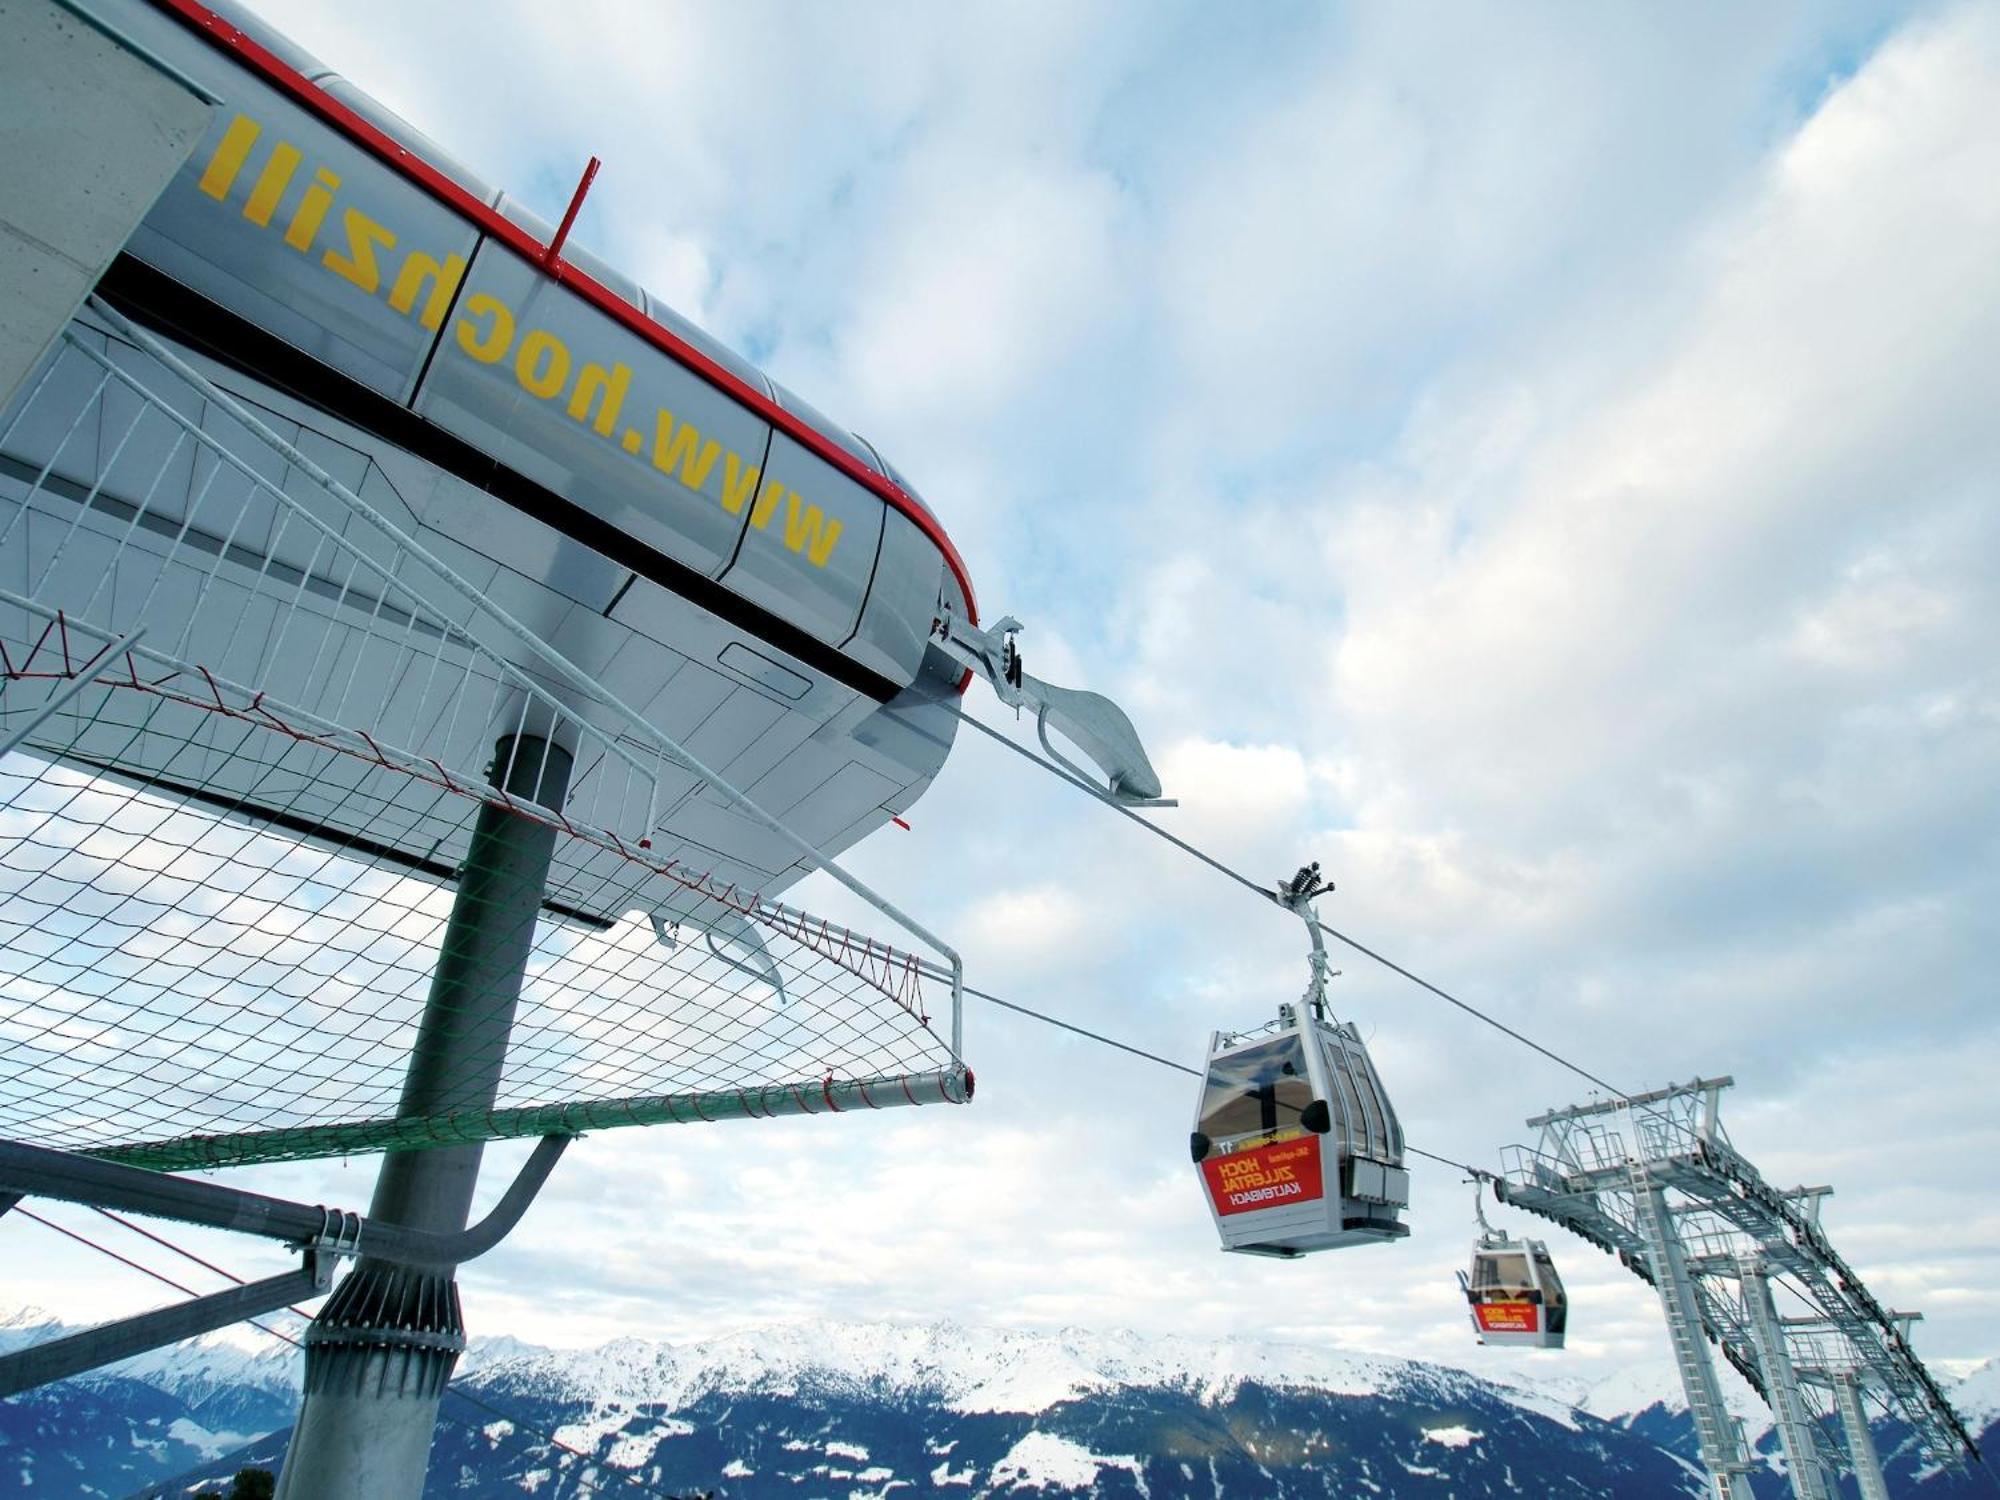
[544,155,601,274]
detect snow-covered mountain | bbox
[1549,1354,1775,1467]
[1952,1359,2000,1432]
[2,1309,1992,1499]
[0,1304,301,1496]
[455,1320,1482,1417]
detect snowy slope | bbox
[1572,1354,1769,1435]
[0,1307,303,1497]
[1953,1359,2000,1430]
[470,1317,1427,1415]
[12,1307,1699,1499]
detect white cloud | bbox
[837,153,1132,425]
[961,882,1094,980]
[1155,739,1310,834]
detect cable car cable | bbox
[954,709,1630,1100]
[957,980,1490,1180]
[1404,1143,1489,1177]
[953,709,1276,902]
[943,956,1498,1176]
[16,1204,220,1307]
[92,1204,303,1310]
[963,981,1202,1076]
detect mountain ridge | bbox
[2,1306,1991,1498]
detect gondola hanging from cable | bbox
[1458,1182,1568,1348]
[1189,864,1410,1257]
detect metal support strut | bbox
[1833,1375,1892,1500]
[0,1133,570,1398]
[1739,1260,1831,1500]
[1,1265,327,1397]
[277,732,573,1500]
[1632,1170,1756,1499]
[1277,862,1334,1019]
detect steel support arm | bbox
[0,1133,569,1266]
[0,1264,323,1398]
[0,1136,570,1400]
[932,610,1171,806]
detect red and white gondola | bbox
[1189,865,1409,1257]
[1459,1185,1568,1349]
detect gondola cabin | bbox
[1190,1003,1409,1257]
[1461,1236,1567,1349]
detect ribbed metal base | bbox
[276,1262,467,1500]
[300,1261,466,1402]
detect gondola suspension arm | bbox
[933,610,1173,807]
[1467,1174,1502,1245]
[1276,862,1337,1020]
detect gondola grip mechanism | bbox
[1276,862,1338,1019]
[933,609,1174,807]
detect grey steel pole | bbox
[276,732,572,1500]
[1631,1173,1754,1500]
[1834,1374,1892,1500]
[1739,1260,1831,1500]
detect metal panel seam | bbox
[140,0,979,629]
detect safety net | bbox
[0,304,965,1171]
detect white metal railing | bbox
[0,300,964,1055]
[0,315,658,827]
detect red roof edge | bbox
[147,0,980,638]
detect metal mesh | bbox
[0,307,965,1171]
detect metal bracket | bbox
[302,1204,365,1270]
[651,906,788,1007]
[0,1132,571,1397]
[933,609,1173,807]
[1277,862,1335,1019]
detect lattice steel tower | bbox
[1499,1077,1976,1499]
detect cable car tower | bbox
[1497,1077,1976,1500]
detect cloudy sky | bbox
[10,0,1998,1396]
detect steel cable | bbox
[952,709,1630,1099]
